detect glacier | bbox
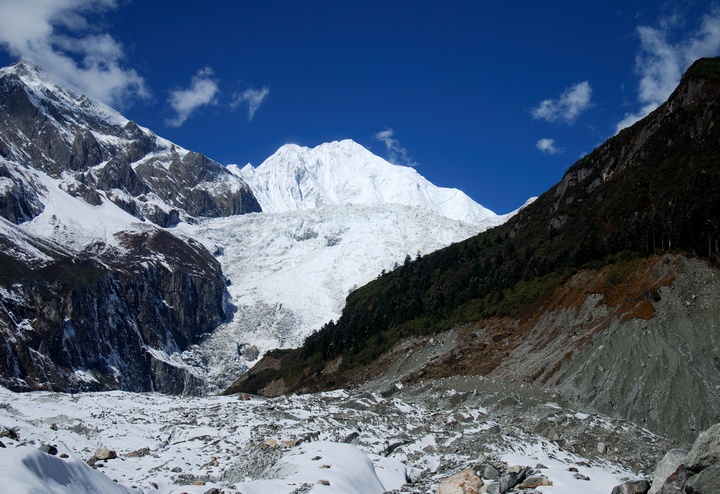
[174,139,522,393]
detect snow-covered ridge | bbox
[233,140,501,227]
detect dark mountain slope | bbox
[228,57,720,443]
[0,62,261,393]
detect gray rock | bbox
[611,479,651,494]
[598,441,608,454]
[687,423,720,471]
[650,449,688,494]
[485,482,500,494]
[686,465,720,494]
[483,464,500,480]
[519,476,552,489]
[498,470,525,493]
[38,444,58,455]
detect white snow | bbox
[499,441,641,494]
[0,445,136,494]
[20,171,150,255]
[0,386,642,494]
[233,140,507,226]
[175,203,483,391]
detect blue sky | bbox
[1,1,719,214]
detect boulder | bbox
[519,476,552,489]
[483,464,499,480]
[649,449,688,494]
[686,465,720,493]
[38,444,58,455]
[93,448,117,461]
[686,424,720,471]
[611,479,651,494]
[498,470,526,493]
[437,468,483,494]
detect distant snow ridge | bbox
[233,140,503,227]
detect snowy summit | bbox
[234,140,503,227]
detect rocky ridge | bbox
[0,61,260,227]
[0,61,262,393]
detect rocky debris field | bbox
[0,374,688,493]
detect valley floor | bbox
[0,376,670,493]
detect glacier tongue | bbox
[233,139,502,226]
[176,203,482,393]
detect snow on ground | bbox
[175,203,482,392]
[19,170,151,255]
[0,384,643,494]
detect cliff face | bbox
[0,227,229,394]
[0,62,260,393]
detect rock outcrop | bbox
[0,228,228,393]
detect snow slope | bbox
[233,140,507,226]
[175,203,481,392]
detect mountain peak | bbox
[237,140,501,227]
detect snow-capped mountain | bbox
[175,143,521,393]
[0,61,260,393]
[0,60,520,395]
[0,62,259,231]
[234,140,507,227]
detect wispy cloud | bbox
[536,138,562,155]
[231,86,270,120]
[0,0,148,107]
[616,9,720,133]
[374,128,417,167]
[532,81,592,124]
[166,67,219,128]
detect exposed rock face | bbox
[0,62,261,228]
[0,229,228,393]
[0,61,261,393]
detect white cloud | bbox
[374,128,417,167]
[536,138,561,155]
[231,86,270,120]
[532,81,592,124]
[165,67,219,128]
[0,0,148,107]
[616,9,720,133]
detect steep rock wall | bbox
[0,231,227,394]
